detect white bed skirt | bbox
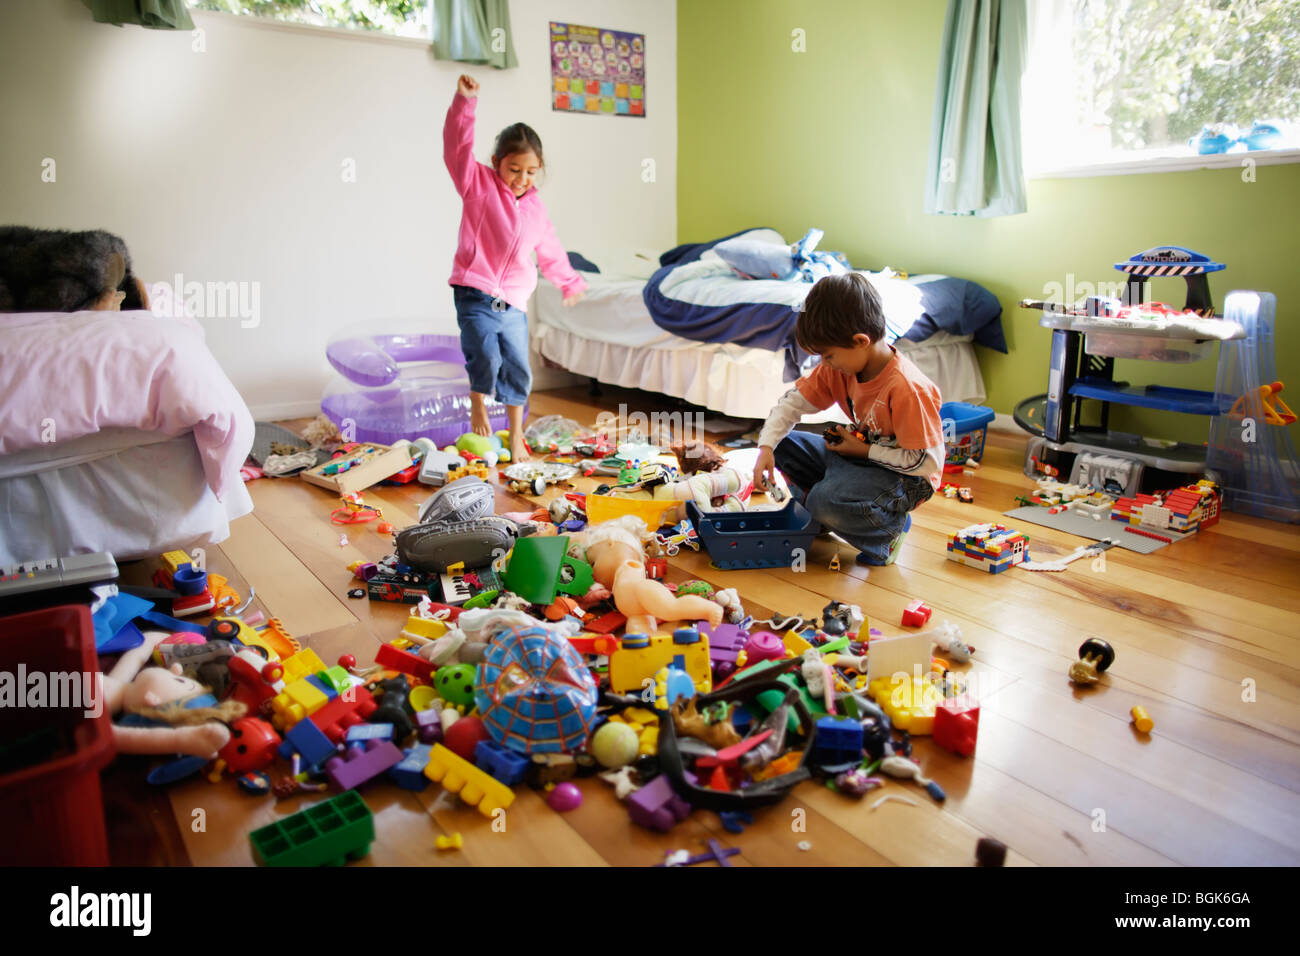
[532,320,986,421]
[0,429,253,564]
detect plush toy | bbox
[104,632,246,758]
[0,226,149,312]
[584,516,723,634]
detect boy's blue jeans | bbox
[453,285,531,406]
[774,430,934,563]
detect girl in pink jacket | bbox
[445,74,587,462]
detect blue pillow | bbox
[713,237,797,281]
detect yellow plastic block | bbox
[783,629,812,657]
[281,648,327,685]
[270,676,329,730]
[403,616,448,640]
[391,637,414,650]
[623,706,658,726]
[160,550,192,575]
[868,675,943,735]
[422,744,515,817]
[639,724,659,756]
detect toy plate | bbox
[502,462,579,483]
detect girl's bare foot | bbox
[510,436,529,462]
[469,393,492,437]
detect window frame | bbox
[1021,0,1300,180]
[190,4,431,48]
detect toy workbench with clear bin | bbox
[1015,247,1237,497]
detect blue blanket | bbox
[643,229,1006,380]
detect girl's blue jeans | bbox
[774,430,934,563]
[453,285,531,406]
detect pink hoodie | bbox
[444,92,587,312]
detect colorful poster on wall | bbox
[550,21,645,118]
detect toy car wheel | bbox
[208,618,241,640]
[532,476,547,496]
[594,483,611,495]
[1078,637,1115,672]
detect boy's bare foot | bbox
[510,436,529,462]
[469,393,492,437]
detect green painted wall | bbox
[677,0,1300,445]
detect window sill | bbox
[1028,148,1300,180]
[192,8,429,50]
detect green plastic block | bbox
[249,790,374,867]
[317,665,351,695]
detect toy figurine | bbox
[1069,637,1115,686]
[584,516,723,634]
[105,631,246,758]
[671,696,741,750]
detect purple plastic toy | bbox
[325,738,405,791]
[743,631,785,664]
[628,773,696,832]
[322,332,524,446]
[546,782,583,812]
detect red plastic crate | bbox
[0,605,115,865]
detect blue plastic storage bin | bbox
[940,402,996,464]
[686,499,820,570]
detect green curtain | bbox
[924,0,1027,217]
[82,0,194,29]
[432,0,518,70]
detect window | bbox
[192,0,429,40]
[1022,0,1300,176]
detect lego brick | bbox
[281,647,328,685]
[811,716,863,766]
[373,642,434,681]
[868,675,943,735]
[317,665,351,695]
[627,773,693,832]
[416,708,443,744]
[309,685,378,744]
[389,743,434,791]
[901,599,933,628]
[345,723,394,745]
[280,716,339,768]
[325,738,405,791]
[933,695,980,756]
[474,739,530,786]
[423,744,516,817]
[249,791,374,867]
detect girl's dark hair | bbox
[492,123,544,168]
[796,272,886,352]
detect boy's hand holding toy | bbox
[752,446,776,492]
[825,424,871,458]
[457,74,479,98]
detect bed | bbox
[0,309,254,565]
[531,229,1003,422]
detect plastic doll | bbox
[105,632,246,758]
[584,516,724,634]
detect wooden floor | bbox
[106,384,1300,866]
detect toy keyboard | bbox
[0,553,119,614]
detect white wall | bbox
[0,0,676,416]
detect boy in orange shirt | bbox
[753,273,944,565]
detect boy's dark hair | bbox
[796,272,886,352]
[492,123,544,168]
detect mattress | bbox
[0,428,254,565]
[531,273,986,420]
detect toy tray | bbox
[585,494,680,529]
[686,499,818,570]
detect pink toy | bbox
[325,738,405,790]
[547,782,583,812]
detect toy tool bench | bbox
[1013,246,1300,520]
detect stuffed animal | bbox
[0,226,149,312]
[104,632,246,758]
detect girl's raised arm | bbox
[444,76,481,197]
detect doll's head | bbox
[492,123,544,198]
[120,663,245,726]
[670,439,727,475]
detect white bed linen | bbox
[531,273,986,420]
[0,428,253,564]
